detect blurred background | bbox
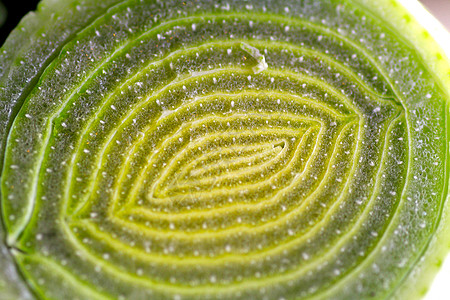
[420,0,450,30]
[0,0,39,44]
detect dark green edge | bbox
[0,0,124,299]
[352,0,450,299]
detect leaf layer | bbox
[1,0,450,299]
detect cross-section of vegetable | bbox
[0,0,449,299]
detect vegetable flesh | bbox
[0,0,449,299]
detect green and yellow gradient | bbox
[0,0,449,299]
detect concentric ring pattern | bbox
[0,0,449,299]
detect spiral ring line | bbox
[32,101,380,296]
[65,123,359,264]
[52,57,400,270]
[62,54,361,207]
[13,250,110,300]
[57,117,406,299]
[66,112,400,266]
[99,122,351,237]
[64,66,360,218]
[58,105,406,292]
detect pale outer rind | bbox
[353,0,450,299]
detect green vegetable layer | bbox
[0,0,449,299]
